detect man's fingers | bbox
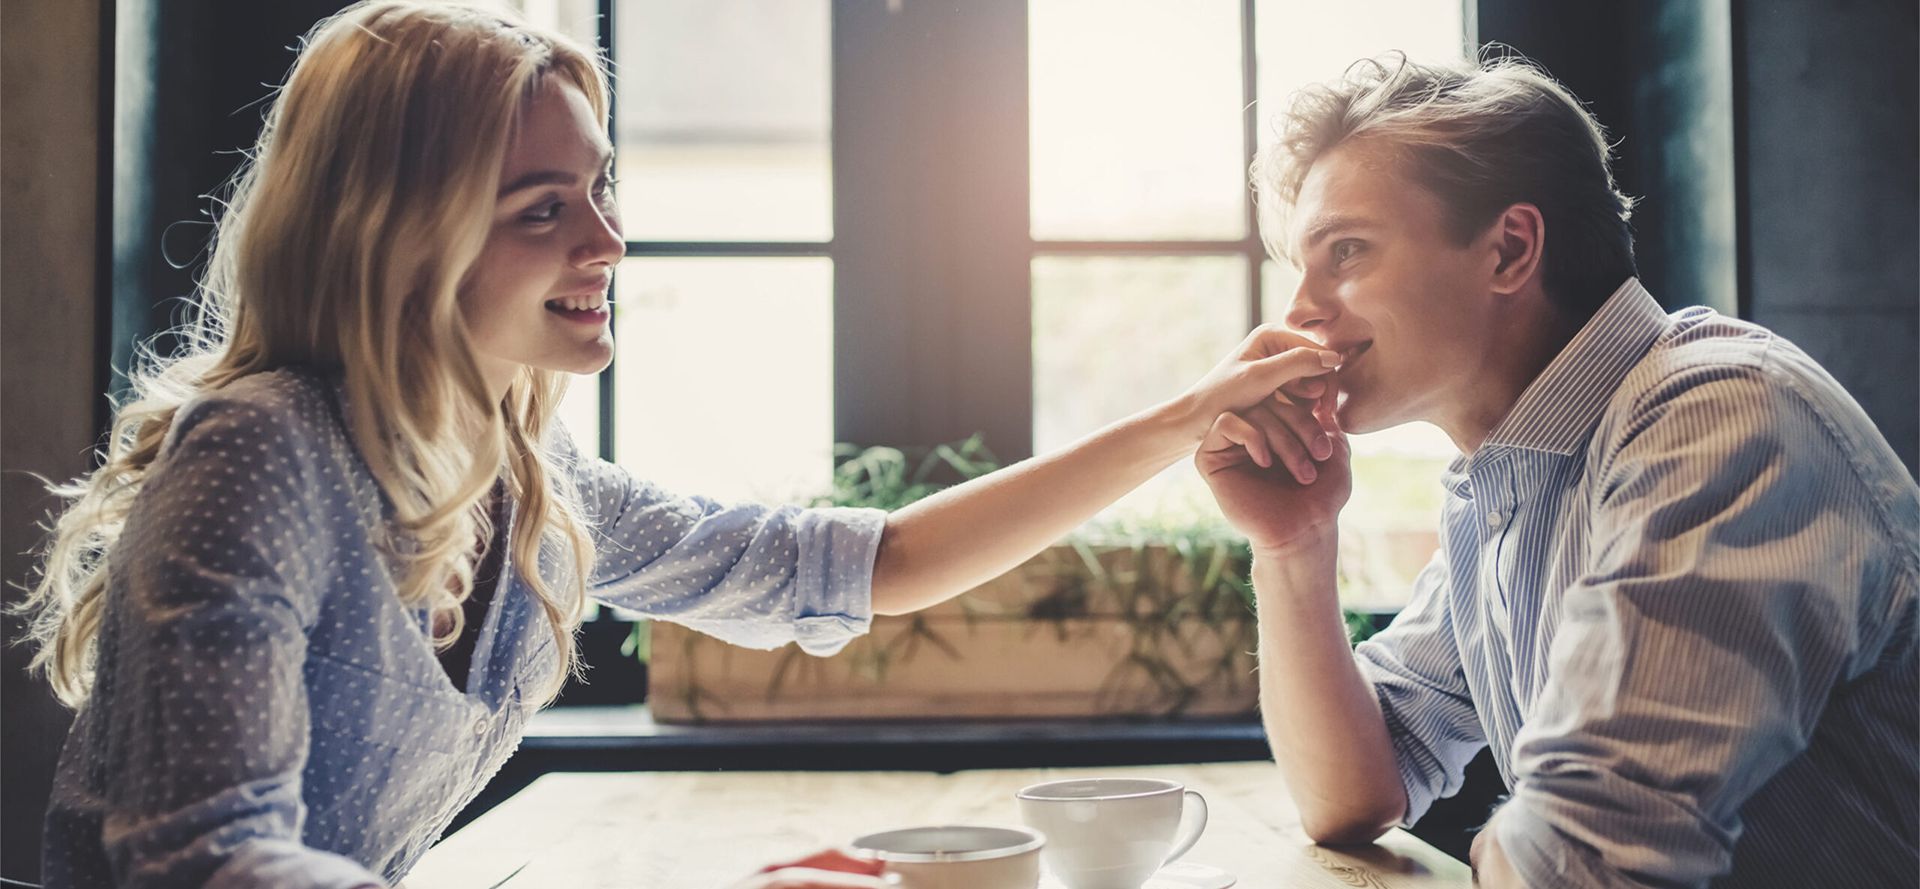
[1263,399,1331,461]
[1200,412,1272,469]
[1245,404,1320,484]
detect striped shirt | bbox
[1354,279,1919,887]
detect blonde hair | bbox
[19,0,604,708]
[1255,50,1638,316]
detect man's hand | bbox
[1470,818,1523,888]
[1195,386,1352,554]
[730,849,891,889]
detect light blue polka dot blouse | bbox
[40,367,886,888]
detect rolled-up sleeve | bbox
[1496,362,1882,888]
[558,431,884,656]
[95,396,384,889]
[1353,551,1488,826]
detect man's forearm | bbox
[1254,537,1408,843]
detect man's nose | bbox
[1282,280,1335,332]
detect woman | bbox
[20,4,1340,887]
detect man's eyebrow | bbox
[1299,214,1375,251]
[498,145,615,197]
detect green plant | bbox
[808,434,1002,511]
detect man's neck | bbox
[1438,302,1583,456]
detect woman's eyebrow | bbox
[498,146,615,197]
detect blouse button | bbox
[472,715,488,737]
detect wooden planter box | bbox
[648,543,1260,723]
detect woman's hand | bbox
[730,849,892,889]
[1171,325,1343,485]
[867,323,1342,616]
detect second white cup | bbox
[1015,777,1208,889]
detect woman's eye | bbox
[522,201,563,224]
[592,175,620,203]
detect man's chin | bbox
[1333,395,1397,436]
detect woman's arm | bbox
[869,326,1340,615]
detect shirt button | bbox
[1486,511,1505,528]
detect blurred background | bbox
[5,0,1915,879]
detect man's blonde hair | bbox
[19,1,604,708]
[1256,51,1638,316]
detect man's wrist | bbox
[1251,526,1339,566]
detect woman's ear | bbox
[1486,202,1545,296]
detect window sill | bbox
[521,704,1269,769]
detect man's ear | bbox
[1486,203,1545,296]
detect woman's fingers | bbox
[1247,347,1343,392]
[1241,323,1326,358]
[1280,375,1329,401]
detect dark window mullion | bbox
[1032,239,1261,256]
[1240,0,1262,330]
[596,0,618,461]
[624,241,832,258]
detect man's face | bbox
[1279,141,1499,435]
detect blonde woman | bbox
[20,3,1341,887]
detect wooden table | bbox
[403,762,1473,888]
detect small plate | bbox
[1144,861,1236,889]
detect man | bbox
[1197,53,1919,887]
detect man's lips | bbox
[1326,340,1371,367]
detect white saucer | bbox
[1144,862,1237,889]
[1039,861,1236,889]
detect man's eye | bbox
[1332,240,1363,263]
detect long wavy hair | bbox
[18,1,604,709]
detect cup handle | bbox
[1162,789,1209,866]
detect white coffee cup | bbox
[849,824,1045,889]
[1016,778,1208,889]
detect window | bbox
[1027,0,1466,605]
[528,0,1467,608]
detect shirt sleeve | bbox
[553,428,885,656]
[97,394,386,889]
[1352,549,1489,826]
[1494,361,1890,888]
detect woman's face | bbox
[464,75,623,395]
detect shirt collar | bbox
[1477,277,1671,458]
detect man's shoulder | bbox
[1599,307,1850,433]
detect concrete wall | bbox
[1740,0,1919,473]
[2,0,104,881]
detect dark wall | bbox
[2,1,104,879]
[2,1,351,880]
[1739,0,1919,473]
[1479,0,1918,474]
